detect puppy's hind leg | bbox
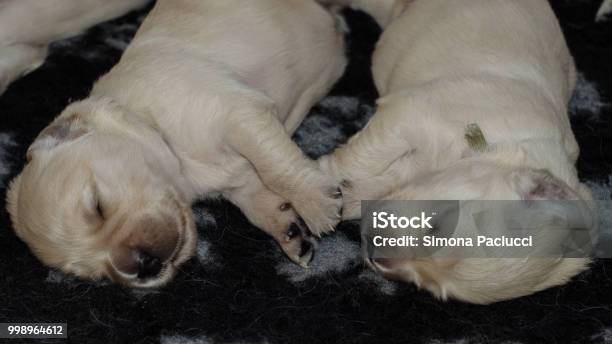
[0,44,47,94]
[0,0,150,94]
[224,173,315,268]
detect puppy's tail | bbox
[316,0,407,28]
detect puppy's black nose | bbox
[136,251,163,279]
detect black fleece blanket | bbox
[0,2,611,343]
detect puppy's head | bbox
[367,161,592,303]
[7,98,197,287]
[393,160,591,202]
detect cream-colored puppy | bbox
[7,0,347,287]
[320,0,592,303]
[0,0,151,95]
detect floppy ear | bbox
[26,113,90,161]
[511,169,576,200]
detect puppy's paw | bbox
[337,180,360,220]
[279,222,315,268]
[291,174,343,237]
[262,207,315,268]
[235,187,316,268]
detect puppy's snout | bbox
[136,250,164,279]
[110,215,182,281]
[111,245,172,279]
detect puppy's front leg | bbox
[319,102,419,185]
[317,102,423,218]
[228,106,342,237]
[224,174,315,267]
[335,154,416,220]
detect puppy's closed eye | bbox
[84,200,104,225]
[95,199,105,220]
[84,185,106,224]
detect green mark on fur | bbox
[465,123,488,152]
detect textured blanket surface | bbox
[0,2,611,343]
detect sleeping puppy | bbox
[0,0,151,95]
[319,0,592,303]
[7,0,347,287]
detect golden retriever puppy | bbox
[0,0,151,95]
[7,0,347,287]
[319,0,592,303]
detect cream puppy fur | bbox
[598,0,612,22]
[320,0,592,303]
[7,0,347,287]
[0,0,151,95]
